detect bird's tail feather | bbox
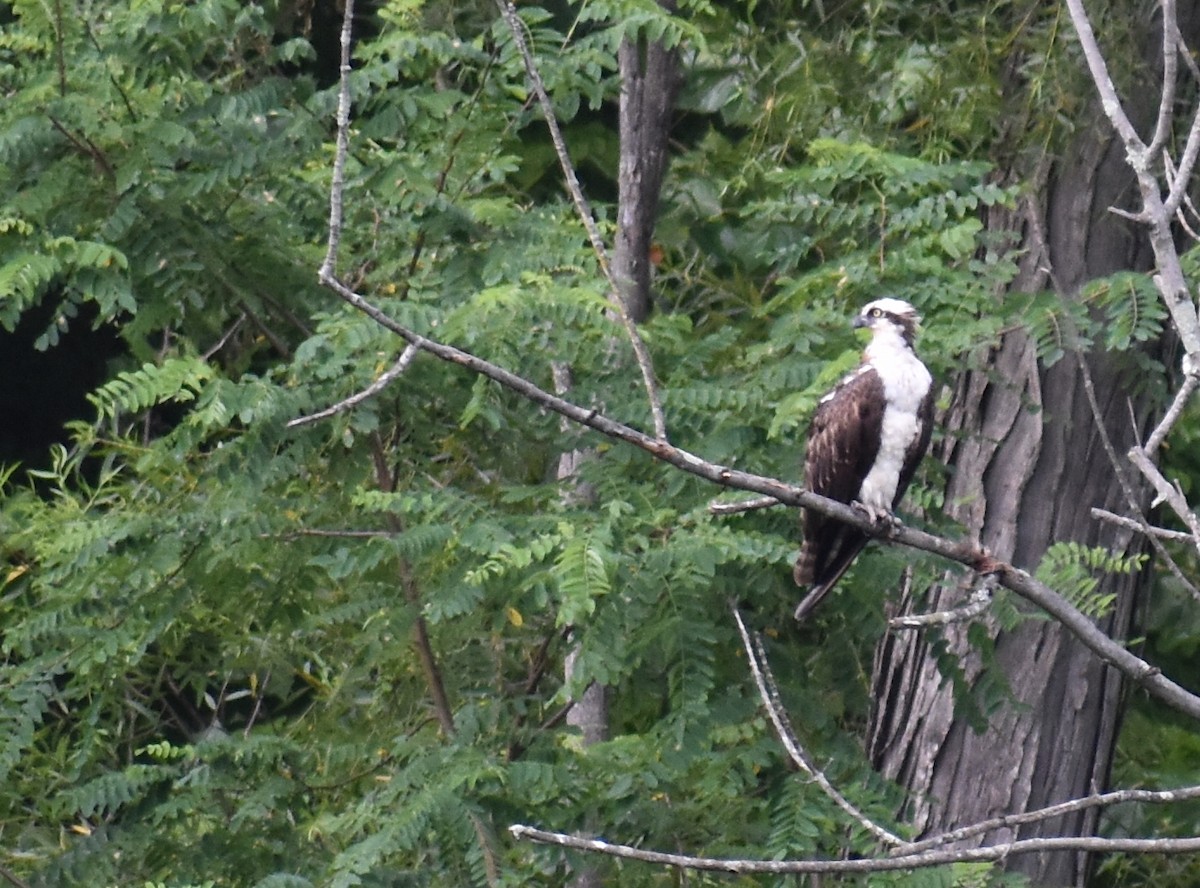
[792,538,867,621]
[793,581,834,622]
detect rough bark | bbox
[868,111,1160,888]
[614,13,682,322]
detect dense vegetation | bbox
[0,0,1195,885]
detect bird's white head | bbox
[854,298,921,349]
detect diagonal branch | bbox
[731,606,909,850]
[1062,0,1147,170]
[493,0,667,440]
[1092,507,1196,543]
[1126,446,1200,551]
[1163,11,1200,217]
[286,343,420,429]
[308,272,1200,722]
[1144,369,1200,458]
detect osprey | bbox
[793,298,934,622]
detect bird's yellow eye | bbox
[870,308,883,318]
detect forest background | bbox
[4,0,1200,886]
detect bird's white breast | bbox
[858,335,932,511]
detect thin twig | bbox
[1144,370,1200,458]
[901,783,1200,855]
[708,494,781,515]
[888,582,995,629]
[1091,507,1195,543]
[1146,0,1179,160]
[47,115,114,179]
[1163,19,1200,216]
[318,0,356,284]
[243,669,271,739]
[493,0,668,440]
[1163,151,1200,243]
[202,313,247,361]
[731,606,909,850]
[0,863,31,888]
[1127,446,1200,553]
[287,343,420,428]
[273,528,399,539]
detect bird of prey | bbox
[793,298,934,621]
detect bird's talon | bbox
[852,501,896,528]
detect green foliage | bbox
[1017,271,1168,370]
[1035,542,1147,619]
[0,0,1181,886]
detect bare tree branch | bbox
[707,494,781,515]
[1161,4,1200,217]
[1146,0,1180,161]
[286,343,419,429]
[1127,446,1200,549]
[1065,0,1200,362]
[202,312,247,361]
[511,781,1200,872]
[731,606,909,850]
[0,862,31,888]
[493,0,667,440]
[318,0,356,284]
[1062,0,1147,168]
[888,583,995,629]
[1144,368,1200,458]
[508,823,1200,874]
[901,783,1200,855]
[1091,507,1195,543]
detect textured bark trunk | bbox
[868,115,1157,886]
[614,13,681,322]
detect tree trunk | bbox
[868,114,1159,886]
[560,21,678,884]
[614,11,681,322]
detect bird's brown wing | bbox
[793,368,885,619]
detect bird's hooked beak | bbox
[852,314,869,330]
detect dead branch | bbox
[1064,0,1200,361]
[732,606,909,849]
[493,0,667,440]
[900,783,1200,855]
[287,343,420,429]
[1144,369,1200,458]
[508,823,1200,874]
[318,0,355,288]
[888,583,995,629]
[1127,446,1200,551]
[707,494,781,515]
[1091,507,1195,543]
